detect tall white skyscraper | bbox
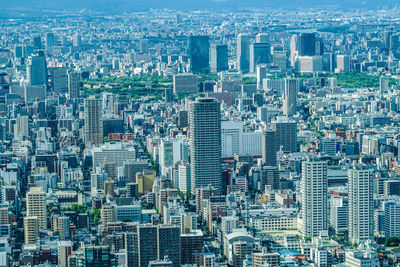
[348,165,374,245]
[283,78,299,116]
[84,97,103,146]
[300,158,328,237]
[189,98,221,193]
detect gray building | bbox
[189,98,222,193]
[210,44,228,73]
[84,97,103,145]
[237,34,250,73]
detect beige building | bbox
[26,187,46,229]
[24,216,39,244]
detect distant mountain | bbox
[2,0,398,15]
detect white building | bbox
[348,165,374,244]
[300,158,328,237]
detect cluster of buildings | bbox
[0,5,400,267]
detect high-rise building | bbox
[33,35,42,50]
[348,165,374,244]
[256,33,269,43]
[271,118,297,153]
[383,200,400,238]
[24,216,39,244]
[249,43,270,73]
[299,33,316,56]
[189,98,222,193]
[84,97,103,145]
[180,230,204,265]
[49,67,68,94]
[283,78,299,116]
[300,158,328,237]
[290,34,299,67]
[380,76,389,95]
[26,187,46,229]
[45,32,55,48]
[336,55,350,73]
[210,44,228,73]
[27,51,47,86]
[137,224,181,267]
[237,34,250,73]
[188,36,210,72]
[178,164,191,193]
[260,166,279,192]
[262,129,276,166]
[68,71,80,99]
[256,65,267,90]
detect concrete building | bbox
[348,165,374,244]
[283,78,299,116]
[383,200,400,238]
[173,73,198,93]
[300,158,328,237]
[26,187,46,229]
[24,216,39,244]
[84,97,103,145]
[189,98,221,193]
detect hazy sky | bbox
[2,0,397,14]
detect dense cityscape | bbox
[0,2,400,267]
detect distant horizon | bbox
[1,0,399,17]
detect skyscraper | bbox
[271,118,297,153]
[27,50,47,86]
[210,44,228,73]
[26,187,47,229]
[300,158,328,237]
[249,43,271,73]
[188,36,210,73]
[237,34,250,73]
[189,98,221,193]
[262,129,276,166]
[299,33,316,56]
[84,97,103,145]
[348,165,374,244]
[283,78,299,116]
[68,71,81,99]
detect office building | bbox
[84,97,103,145]
[336,55,350,73]
[173,73,198,93]
[26,187,46,229]
[262,129,276,166]
[49,67,68,94]
[138,224,181,267]
[283,78,299,116]
[299,33,316,56]
[68,71,80,99]
[180,230,204,265]
[27,50,47,86]
[188,36,210,72]
[210,44,228,73]
[348,165,374,244]
[249,43,270,73]
[237,34,250,73]
[189,98,222,193]
[300,158,328,237]
[271,118,297,153]
[260,166,279,191]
